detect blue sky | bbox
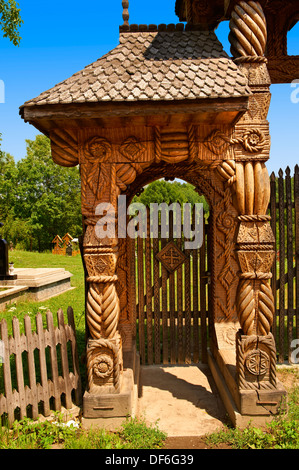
[0,0,298,174]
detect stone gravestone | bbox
[0,223,16,280]
[66,243,73,256]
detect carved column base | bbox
[82,342,139,422]
[236,330,277,391]
[86,333,123,395]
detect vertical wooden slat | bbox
[285,167,294,363]
[46,311,61,410]
[177,208,184,364]
[161,205,169,364]
[1,319,14,426]
[192,206,200,363]
[24,315,38,419]
[36,313,50,416]
[169,210,176,364]
[200,221,208,363]
[145,208,153,365]
[153,229,161,364]
[270,171,278,345]
[12,317,26,419]
[129,231,137,338]
[278,168,285,362]
[67,306,82,405]
[294,164,299,342]
[57,309,72,408]
[184,207,192,364]
[137,234,145,364]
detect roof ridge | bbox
[119,23,213,33]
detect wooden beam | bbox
[267,56,299,84]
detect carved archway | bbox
[20,0,289,426]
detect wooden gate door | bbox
[132,206,209,365]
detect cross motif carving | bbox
[156,241,187,273]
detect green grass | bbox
[0,250,87,392]
[0,414,167,450]
[0,249,85,339]
[205,369,299,449]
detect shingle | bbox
[23,30,250,107]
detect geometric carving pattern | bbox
[156,241,187,273]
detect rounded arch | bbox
[124,160,223,209]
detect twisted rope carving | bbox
[238,214,271,222]
[237,279,256,335]
[188,125,197,162]
[258,280,275,335]
[155,127,162,163]
[87,283,102,339]
[229,1,267,59]
[216,160,236,186]
[237,278,274,336]
[101,281,120,339]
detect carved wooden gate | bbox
[131,205,209,365]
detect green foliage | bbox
[205,382,299,449]
[0,135,82,251]
[0,415,167,449]
[133,179,209,212]
[118,416,167,449]
[0,0,23,46]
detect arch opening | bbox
[122,164,215,366]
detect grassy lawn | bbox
[0,249,85,332]
[0,250,87,388]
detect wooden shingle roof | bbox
[22,30,250,109]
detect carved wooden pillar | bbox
[229,1,279,392]
[79,136,124,416]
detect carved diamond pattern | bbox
[156,241,187,273]
[120,136,145,161]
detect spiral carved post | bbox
[234,161,279,391]
[83,239,122,397]
[228,2,284,396]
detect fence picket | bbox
[295,165,299,341]
[24,315,38,419]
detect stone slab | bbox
[136,364,227,437]
[13,268,72,288]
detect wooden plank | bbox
[161,205,169,364]
[24,315,38,419]
[153,230,161,364]
[295,165,299,341]
[270,171,278,346]
[12,317,26,419]
[200,221,208,364]
[177,210,184,364]
[137,234,145,364]
[129,234,137,338]
[192,207,200,364]
[169,210,176,364]
[278,169,285,362]
[184,206,192,364]
[57,309,72,408]
[67,306,82,405]
[46,311,61,410]
[145,209,153,365]
[0,319,14,425]
[285,167,294,363]
[35,313,50,416]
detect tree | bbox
[0,135,82,251]
[0,0,23,45]
[133,179,209,212]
